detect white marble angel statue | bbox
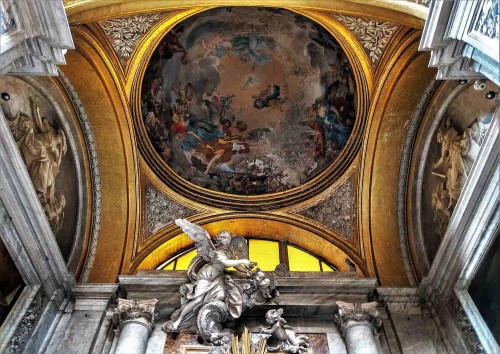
[163,219,278,345]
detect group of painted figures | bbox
[142,30,269,190]
[141,13,356,194]
[163,219,310,353]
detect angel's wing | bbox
[175,219,214,261]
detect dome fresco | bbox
[141,7,357,195]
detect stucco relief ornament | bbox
[144,184,196,236]
[257,308,310,353]
[299,176,355,239]
[162,219,279,346]
[334,15,397,63]
[8,102,67,232]
[102,14,160,59]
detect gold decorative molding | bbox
[62,28,140,282]
[132,212,369,277]
[359,38,435,286]
[64,0,427,28]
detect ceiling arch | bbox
[64,0,427,28]
[133,214,369,276]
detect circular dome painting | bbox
[141,7,357,195]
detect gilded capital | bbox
[335,301,381,334]
[112,298,159,329]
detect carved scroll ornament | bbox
[112,298,159,329]
[334,301,381,335]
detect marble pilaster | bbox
[335,301,381,354]
[112,298,158,354]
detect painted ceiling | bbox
[141,7,357,195]
[6,0,460,288]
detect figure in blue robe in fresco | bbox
[253,85,283,109]
[313,101,352,150]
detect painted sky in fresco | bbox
[141,7,357,195]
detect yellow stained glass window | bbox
[321,262,335,272]
[158,238,336,272]
[248,239,280,271]
[163,261,175,270]
[175,249,197,270]
[288,246,321,271]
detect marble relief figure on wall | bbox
[141,7,357,194]
[8,102,67,232]
[419,81,497,258]
[431,115,491,234]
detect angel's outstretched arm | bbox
[220,258,252,268]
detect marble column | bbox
[335,301,381,354]
[112,298,158,354]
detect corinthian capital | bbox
[335,301,381,334]
[113,298,159,329]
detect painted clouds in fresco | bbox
[141,7,357,195]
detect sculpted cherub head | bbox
[265,308,284,324]
[215,229,232,248]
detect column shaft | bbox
[343,323,379,354]
[115,321,151,354]
[112,298,158,354]
[336,301,381,354]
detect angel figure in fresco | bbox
[157,26,188,64]
[163,219,278,345]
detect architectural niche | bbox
[100,13,161,63]
[144,184,197,237]
[333,14,398,67]
[299,176,356,239]
[397,78,440,286]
